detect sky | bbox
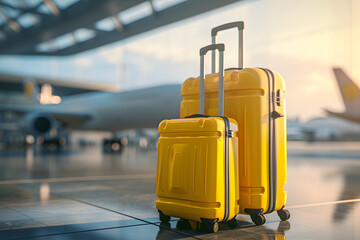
[0,0,359,120]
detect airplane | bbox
[325,68,360,123]
[286,68,360,142]
[0,83,182,151]
[299,117,360,142]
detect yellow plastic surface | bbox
[156,117,239,222]
[180,68,287,214]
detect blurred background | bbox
[0,0,360,148]
[0,0,359,239]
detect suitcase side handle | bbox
[199,43,225,116]
[211,21,244,73]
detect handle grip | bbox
[199,43,225,116]
[200,43,225,55]
[211,21,244,72]
[211,21,244,36]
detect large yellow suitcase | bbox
[180,22,290,225]
[156,44,240,233]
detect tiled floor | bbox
[0,142,359,239]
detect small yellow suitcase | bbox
[180,22,290,225]
[156,44,239,233]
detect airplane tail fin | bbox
[333,68,360,113]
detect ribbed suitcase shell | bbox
[156,117,239,222]
[180,68,287,214]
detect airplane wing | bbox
[50,111,92,127]
[325,109,360,123]
[0,104,92,127]
[0,104,37,113]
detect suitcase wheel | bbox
[227,217,238,228]
[201,220,219,233]
[176,219,191,230]
[250,214,266,226]
[277,209,290,221]
[158,210,171,223]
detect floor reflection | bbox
[40,183,50,203]
[333,165,360,222]
[0,146,157,181]
[253,221,291,240]
[0,141,359,239]
[156,219,291,240]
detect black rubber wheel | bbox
[159,210,170,223]
[211,222,219,233]
[176,219,191,230]
[277,209,290,221]
[251,214,266,226]
[203,221,218,233]
[227,217,238,228]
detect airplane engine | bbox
[21,113,54,136]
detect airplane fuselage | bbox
[45,84,182,131]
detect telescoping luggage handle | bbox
[199,43,225,116]
[211,21,244,73]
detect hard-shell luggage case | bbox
[156,44,240,233]
[180,22,290,225]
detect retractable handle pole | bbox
[199,43,225,116]
[211,21,244,73]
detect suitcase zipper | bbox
[219,116,231,222]
[268,69,277,213]
[259,68,277,214]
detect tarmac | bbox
[0,141,359,239]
